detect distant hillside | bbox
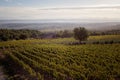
[0,22,120,31]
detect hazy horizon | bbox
[0,19,120,24]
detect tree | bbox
[73,27,88,43]
[19,34,28,40]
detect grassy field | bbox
[88,35,120,41]
[0,35,120,80]
[0,35,119,45]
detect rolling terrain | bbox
[0,35,120,80]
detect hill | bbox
[0,36,120,80]
[0,21,120,31]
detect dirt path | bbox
[0,66,6,80]
[0,52,5,59]
[0,52,7,80]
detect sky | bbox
[0,0,120,21]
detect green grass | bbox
[0,35,120,80]
[0,35,120,45]
[88,35,120,41]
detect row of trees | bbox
[1,27,119,42]
[0,28,87,42]
[0,29,42,41]
[89,30,120,36]
[54,30,73,38]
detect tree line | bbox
[0,29,42,41]
[0,28,119,41]
[0,27,88,43]
[0,29,74,41]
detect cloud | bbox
[4,0,9,2]
[4,0,15,2]
[0,6,120,20]
[17,3,22,5]
[39,5,120,10]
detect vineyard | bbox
[0,35,120,80]
[88,35,120,41]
